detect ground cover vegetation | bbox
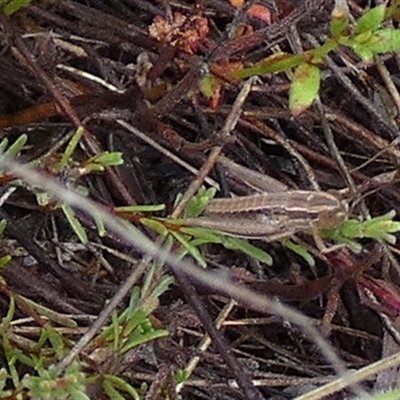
[1,0,400,399]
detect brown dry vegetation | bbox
[1,1,400,399]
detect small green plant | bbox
[0,292,91,399]
[22,362,90,400]
[0,128,125,243]
[96,283,171,357]
[225,3,400,114]
[0,0,32,16]
[90,279,171,400]
[38,127,124,243]
[322,210,400,252]
[0,272,172,398]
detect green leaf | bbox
[200,74,216,99]
[140,217,170,237]
[4,134,27,158]
[127,287,141,316]
[102,379,127,400]
[59,127,84,170]
[365,28,400,55]
[181,226,273,265]
[358,211,400,242]
[1,0,32,16]
[289,63,321,115]
[283,240,315,267]
[184,187,217,218]
[2,295,15,325]
[103,375,141,400]
[94,213,106,237]
[222,236,273,265]
[146,274,174,301]
[0,135,27,179]
[23,297,77,327]
[175,369,191,384]
[335,219,364,239]
[122,309,148,333]
[350,41,375,61]
[0,255,11,269]
[354,5,386,35]
[88,151,124,168]
[171,230,207,267]
[0,138,8,153]
[116,204,165,213]
[46,326,66,358]
[0,368,11,396]
[110,312,120,351]
[121,328,168,353]
[0,219,7,236]
[61,204,88,244]
[180,226,224,242]
[234,53,305,78]
[309,39,338,62]
[69,387,91,400]
[354,29,374,45]
[330,6,350,37]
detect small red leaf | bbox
[358,274,400,316]
[247,4,272,24]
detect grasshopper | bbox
[184,190,348,241]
